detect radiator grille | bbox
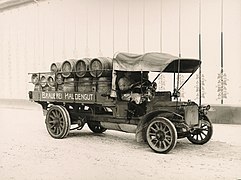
[184,105,198,126]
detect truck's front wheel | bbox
[146,117,177,153]
[187,116,213,145]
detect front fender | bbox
[135,110,181,142]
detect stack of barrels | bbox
[31,57,113,95]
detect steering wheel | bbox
[131,79,152,90]
[131,79,157,100]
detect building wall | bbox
[0,0,240,104]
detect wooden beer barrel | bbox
[76,58,91,78]
[56,73,64,85]
[50,62,62,72]
[78,77,93,93]
[47,75,56,88]
[63,78,75,92]
[97,77,111,95]
[89,57,112,77]
[40,74,48,87]
[61,59,77,78]
[31,73,39,85]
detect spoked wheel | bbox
[87,121,107,133]
[187,116,213,145]
[45,105,71,138]
[146,117,177,153]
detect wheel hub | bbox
[156,130,165,141]
[53,118,60,127]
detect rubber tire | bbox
[45,105,71,139]
[187,116,213,145]
[146,117,177,153]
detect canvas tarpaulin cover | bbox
[113,52,200,72]
[110,52,201,97]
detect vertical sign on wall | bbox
[220,0,224,104]
[217,0,228,104]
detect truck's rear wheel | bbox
[187,116,213,145]
[87,121,107,133]
[45,105,71,138]
[146,117,177,153]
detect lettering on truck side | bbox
[41,92,94,101]
[75,93,94,101]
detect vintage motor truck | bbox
[29,52,213,153]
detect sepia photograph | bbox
[0,0,241,179]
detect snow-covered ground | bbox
[0,104,241,180]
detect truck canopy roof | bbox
[110,52,201,97]
[113,52,201,73]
